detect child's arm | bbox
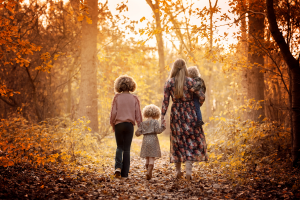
[134,96,143,127]
[135,124,143,137]
[110,95,118,131]
[192,79,205,106]
[154,120,166,134]
[193,77,202,91]
[200,77,206,94]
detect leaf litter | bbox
[1,148,300,199]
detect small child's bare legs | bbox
[145,157,155,165]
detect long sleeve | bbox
[135,123,143,137]
[192,79,205,106]
[154,120,166,134]
[161,80,171,117]
[134,96,143,127]
[193,77,206,94]
[193,77,202,91]
[110,95,118,128]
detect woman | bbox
[161,58,208,180]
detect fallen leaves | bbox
[0,148,299,199]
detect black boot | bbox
[195,120,204,127]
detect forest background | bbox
[0,0,300,197]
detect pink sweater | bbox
[110,93,142,128]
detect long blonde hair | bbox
[169,58,188,98]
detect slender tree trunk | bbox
[67,61,73,115]
[205,9,213,120]
[240,1,248,103]
[266,0,300,166]
[79,0,98,132]
[247,2,265,121]
[145,0,165,91]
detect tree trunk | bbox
[266,0,300,166]
[79,0,98,132]
[240,1,248,104]
[145,0,165,92]
[290,68,300,166]
[205,0,218,120]
[247,2,265,121]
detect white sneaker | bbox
[114,168,121,178]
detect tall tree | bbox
[206,0,219,120]
[145,0,165,90]
[266,0,300,167]
[246,1,265,121]
[79,0,99,132]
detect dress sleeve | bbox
[161,80,170,117]
[134,96,143,127]
[154,120,166,134]
[193,77,202,91]
[192,79,205,106]
[110,95,118,129]
[201,78,206,94]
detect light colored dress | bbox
[135,119,166,158]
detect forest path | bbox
[0,140,297,199]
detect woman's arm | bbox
[161,80,171,120]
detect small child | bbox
[187,66,206,127]
[135,104,166,180]
[110,75,143,178]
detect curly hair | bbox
[142,104,161,119]
[114,75,137,93]
[187,66,201,78]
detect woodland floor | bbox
[0,138,299,200]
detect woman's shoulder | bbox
[186,77,194,82]
[165,77,175,85]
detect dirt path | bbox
[0,148,298,199]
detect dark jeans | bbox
[193,97,203,121]
[114,122,133,177]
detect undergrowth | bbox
[0,115,111,171]
[203,98,292,185]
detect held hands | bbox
[135,130,141,137]
[162,119,166,127]
[161,115,166,127]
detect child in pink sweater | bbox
[110,75,142,178]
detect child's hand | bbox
[135,131,141,137]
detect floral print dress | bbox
[162,77,208,163]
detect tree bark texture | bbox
[145,0,165,91]
[266,0,300,166]
[79,0,99,132]
[247,2,265,121]
[240,1,248,101]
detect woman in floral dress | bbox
[161,58,208,180]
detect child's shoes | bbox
[114,168,121,178]
[176,171,183,179]
[146,164,154,180]
[186,175,192,181]
[195,120,204,127]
